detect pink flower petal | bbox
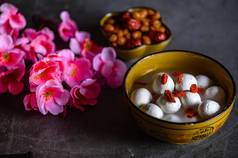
[114,59,127,75]
[23,28,38,40]
[8,81,24,95]
[24,93,38,111]
[37,95,48,115]
[101,61,114,78]
[40,27,54,40]
[0,13,8,24]
[15,37,29,46]
[75,31,91,42]
[9,13,26,29]
[54,90,70,105]
[24,94,32,111]
[0,34,14,51]
[60,11,70,21]
[80,50,97,63]
[106,60,127,88]
[46,102,64,115]
[101,47,116,62]
[0,3,18,15]
[69,38,81,54]
[79,79,101,99]
[93,54,103,71]
[57,49,75,61]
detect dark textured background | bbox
[0,0,238,157]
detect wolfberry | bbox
[126,18,141,31]
[187,112,196,118]
[161,73,168,84]
[164,90,175,103]
[174,91,186,97]
[197,87,203,93]
[177,73,183,83]
[187,112,197,118]
[172,71,181,77]
[190,84,198,93]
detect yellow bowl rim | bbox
[123,50,236,125]
[99,7,172,51]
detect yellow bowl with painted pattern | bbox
[123,50,236,144]
[100,7,171,61]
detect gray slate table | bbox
[0,0,238,157]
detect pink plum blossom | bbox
[23,27,54,41]
[0,48,25,69]
[30,35,55,57]
[64,57,93,87]
[36,80,70,115]
[24,93,38,111]
[0,64,25,95]
[69,31,102,62]
[70,79,101,111]
[17,27,55,62]
[29,59,62,92]
[58,11,78,42]
[93,47,127,88]
[0,3,26,37]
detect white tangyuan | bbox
[180,92,202,109]
[140,103,164,119]
[204,86,226,105]
[152,72,174,95]
[130,88,152,107]
[175,73,197,91]
[196,75,213,89]
[198,100,221,119]
[156,95,181,114]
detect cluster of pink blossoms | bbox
[0,3,127,115]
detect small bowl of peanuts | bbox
[100,7,171,60]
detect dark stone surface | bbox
[0,0,238,157]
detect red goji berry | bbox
[177,73,183,83]
[197,87,203,93]
[190,84,198,93]
[187,112,197,118]
[164,90,175,103]
[174,91,186,97]
[172,71,181,77]
[161,73,168,84]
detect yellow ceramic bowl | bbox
[100,7,172,61]
[123,50,236,144]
